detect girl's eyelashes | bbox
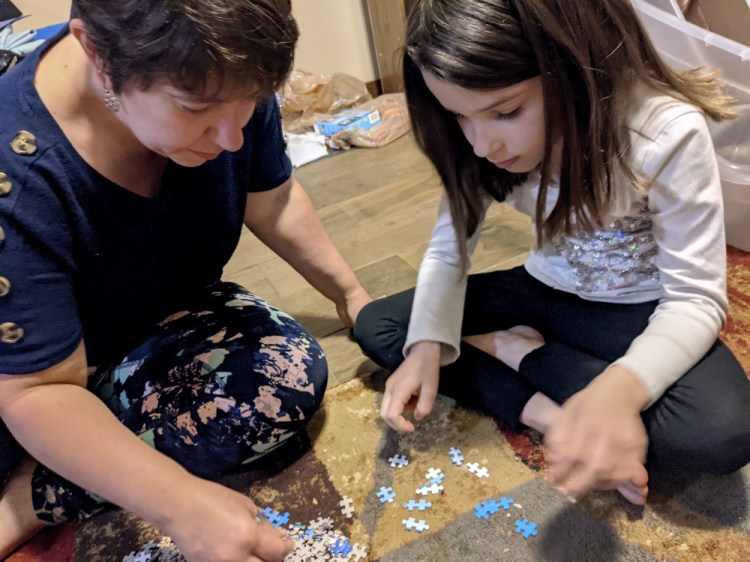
[493,107,521,120]
[448,107,522,121]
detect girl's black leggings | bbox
[354,266,750,476]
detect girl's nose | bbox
[467,120,501,159]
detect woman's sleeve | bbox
[247,96,293,192]
[0,165,82,374]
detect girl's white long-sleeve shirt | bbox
[405,85,727,406]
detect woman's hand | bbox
[336,285,372,329]
[380,341,441,432]
[544,365,650,503]
[166,478,293,562]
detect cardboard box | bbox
[682,0,750,47]
[314,109,381,137]
[633,0,750,250]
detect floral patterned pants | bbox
[22,282,327,523]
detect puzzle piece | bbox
[466,462,489,478]
[515,518,539,539]
[273,512,290,527]
[309,516,334,531]
[339,496,355,518]
[403,499,432,511]
[350,543,368,561]
[123,540,185,562]
[402,517,430,533]
[448,447,464,466]
[388,454,409,468]
[330,538,353,558]
[498,496,514,510]
[474,500,501,520]
[415,483,444,496]
[425,467,443,481]
[263,507,279,521]
[377,486,396,503]
[429,473,445,485]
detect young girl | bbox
[355,0,750,505]
[0,0,369,559]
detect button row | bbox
[0,131,35,345]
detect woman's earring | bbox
[103,87,120,112]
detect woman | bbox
[0,1,370,560]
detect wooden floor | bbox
[223,134,534,388]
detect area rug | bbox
[11,247,750,562]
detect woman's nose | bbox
[212,102,255,152]
[212,117,245,153]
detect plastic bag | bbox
[328,93,411,149]
[280,69,373,132]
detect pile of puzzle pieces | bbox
[123,446,538,561]
[378,447,538,539]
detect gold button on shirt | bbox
[0,322,24,344]
[10,131,37,156]
[0,276,9,297]
[0,172,11,196]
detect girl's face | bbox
[115,82,257,167]
[422,72,561,174]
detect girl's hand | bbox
[544,366,650,502]
[165,478,293,562]
[380,341,441,432]
[336,286,372,329]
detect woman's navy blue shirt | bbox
[0,32,292,374]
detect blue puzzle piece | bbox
[377,486,396,503]
[498,496,514,510]
[330,539,353,557]
[402,517,430,533]
[448,447,464,466]
[515,518,538,539]
[272,512,290,527]
[474,500,501,520]
[428,473,445,485]
[403,499,432,511]
[262,507,279,523]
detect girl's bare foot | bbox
[0,459,47,559]
[462,325,545,371]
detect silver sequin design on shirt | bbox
[554,205,659,292]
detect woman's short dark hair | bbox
[72,0,298,98]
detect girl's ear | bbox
[68,18,106,76]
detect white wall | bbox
[291,0,378,81]
[13,0,71,31]
[13,0,379,82]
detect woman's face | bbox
[115,81,258,167]
[422,72,561,174]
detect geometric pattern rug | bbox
[11,246,750,561]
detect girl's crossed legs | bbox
[355,267,750,499]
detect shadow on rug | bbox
[12,247,750,562]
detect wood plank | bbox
[365,0,407,93]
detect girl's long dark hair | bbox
[405,0,734,265]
